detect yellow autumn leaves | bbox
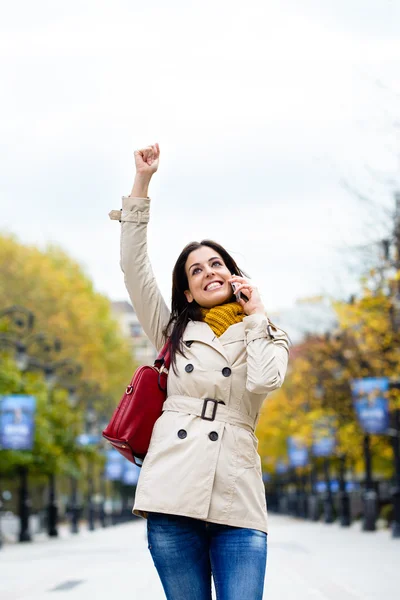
[256,277,400,479]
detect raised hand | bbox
[134,143,160,177]
[130,143,160,197]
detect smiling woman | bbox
[113,143,290,600]
[163,239,253,368]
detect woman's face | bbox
[184,246,233,308]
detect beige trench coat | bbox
[117,195,289,533]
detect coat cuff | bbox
[109,196,151,223]
[243,313,274,344]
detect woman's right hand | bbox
[134,143,160,178]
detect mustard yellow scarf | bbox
[200,302,245,337]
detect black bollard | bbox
[87,500,95,531]
[338,454,351,527]
[99,503,107,528]
[308,463,319,521]
[69,477,79,534]
[323,458,335,523]
[47,473,58,537]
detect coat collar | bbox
[183,320,245,362]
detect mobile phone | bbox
[231,282,249,303]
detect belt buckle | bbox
[201,398,224,421]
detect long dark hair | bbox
[163,240,245,371]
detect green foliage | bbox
[0,234,133,478]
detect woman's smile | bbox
[204,281,224,292]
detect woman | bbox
[111,143,289,600]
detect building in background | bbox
[269,296,338,345]
[111,301,157,365]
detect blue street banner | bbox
[345,481,360,493]
[122,461,141,486]
[104,449,124,481]
[315,481,327,493]
[276,460,289,474]
[76,433,101,446]
[0,395,36,450]
[314,480,341,493]
[350,377,389,434]
[315,480,359,493]
[312,416,337,457]
[287,437,308,468]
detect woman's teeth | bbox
[206,282,222,291]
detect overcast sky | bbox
[1,1,400,331]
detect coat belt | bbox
[162,396,256,432]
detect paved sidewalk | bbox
[0,514,399,599]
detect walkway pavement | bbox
[0,515,399,599]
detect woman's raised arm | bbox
[117,144,171,351]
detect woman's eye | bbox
[212,261,223,267]
[192,267,201,275]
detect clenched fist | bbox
[134,143,160,177]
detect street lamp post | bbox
[85,400,98,532]
[387,194,400,537]
[8,331,63,538]
[389,409,400,538]
[98,414,109,528]
[87,457,95,531]
[26,340,61,539]
[18,466,31,542]
[46,359,83,537]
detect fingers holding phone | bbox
[229,276,266,316]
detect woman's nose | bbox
[204,265,215,276]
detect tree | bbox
[0,234,134,477]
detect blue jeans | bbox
[147,512,267,600]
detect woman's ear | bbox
[184,290,194,303]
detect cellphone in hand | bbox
[231,282,249,303]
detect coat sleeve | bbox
[118,196,171,351]
[243,313,289,394]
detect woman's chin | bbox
[200,291,231,308]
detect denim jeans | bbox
[147,512,267,600]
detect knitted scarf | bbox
[200,302,245,337]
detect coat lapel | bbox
[218,321,245,346]
[183,321,229,362]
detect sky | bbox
[1,0,400,338]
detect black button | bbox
[222,367,232,377]
[209,431,219,442]
[177,429,187,439]
[185,364,194,373]
[185,340,193,348]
